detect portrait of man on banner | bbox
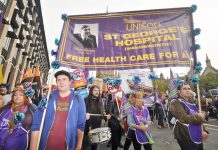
[72,24,98,49]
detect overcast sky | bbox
[41,0,218,78]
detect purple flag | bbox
[57,7,194,71]
[143,96,155,107]
[122,91,128,104]
[120,91,132,115]
[168,79,178,100]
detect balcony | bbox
[19,26,24,40]
[37,37,42,41]
[30,62,34,66]
[22,51,28,56]
[30,43,36,47]
[16,43,24,49]
[26,35,32,40]
[19,25,27,40]
[27,57,31,61]
[30,19,36,26]
[7,31,18,39]
[17,0,25,9]
[12,58,16,66]
[28,7,33,15]
[33,49,38,52]
[11,9,20,29]
[33,6,37,13]
[1,48,8,59]
[36,16,40,23]
[11,10,23,29]
[23,9,29,23]
[33,29,38,35]
[22,24,28,30]
[2,14,10,24]
[28,0,33,8]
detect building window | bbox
[0,0,8,5]
[3,37,11,50]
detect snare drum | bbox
[88,127,111,144]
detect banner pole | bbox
[115,96,120,114]
[36,69,55,149]
[190,14,205,149]
[196,83,202,112]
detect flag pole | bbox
[189,8,204,148]
[36,69,55,149]
[115,96,120,114]
[196,84,202,112]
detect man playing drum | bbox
[82,85,111,150]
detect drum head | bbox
[88,127,111,144]
[89,127,110,133]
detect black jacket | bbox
[73,33,97,48]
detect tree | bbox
[153,79,169,93]
[200,73,218,92]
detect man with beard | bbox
[82,85,111,150]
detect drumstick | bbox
[89,114,102,116]
[89,113,110,117]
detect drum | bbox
[88,127,111,144]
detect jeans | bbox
[157,107,164,126]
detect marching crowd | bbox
[0,70,211,150]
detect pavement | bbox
[99,118,218,150]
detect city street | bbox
[1,1,218,149]
[100,118,218,150]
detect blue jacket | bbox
[31,89,86,150]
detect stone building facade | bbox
[0,0,50,90]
